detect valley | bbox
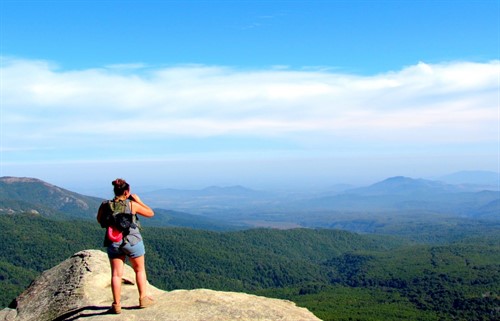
[0,174,499,320]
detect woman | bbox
[97,178,155,314]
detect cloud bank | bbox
[1,57,498,165]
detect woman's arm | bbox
[130,194,154,217]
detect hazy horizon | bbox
[2,169,499,199]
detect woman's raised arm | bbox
[130,194,154,217]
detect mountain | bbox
[476,198,500,218]
[0,250,321,321]
[344,176,465,196]
[301,176,500,215]
[0,177,102,219]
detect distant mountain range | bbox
[346,176,466,195]
[139,173,499,218]
[300,176,499,218]
[1,172,498,232]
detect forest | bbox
[0,213,498,321]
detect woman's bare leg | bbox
[130,255,148,299]
[110,256,125,304]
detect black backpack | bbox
[98,199,137,232]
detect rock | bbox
[0,250,322,321]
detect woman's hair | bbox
[112,178,130,196]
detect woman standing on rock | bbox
[97,178,155,314]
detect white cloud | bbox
[1,57,498,157]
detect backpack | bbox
[97,199,139,241]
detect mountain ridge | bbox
[343,176,465,196]
[0,176,102,219]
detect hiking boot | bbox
[109,302,121,314]
[139,296,155,308]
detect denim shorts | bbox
[107,240,145,259]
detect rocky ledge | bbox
[0,250,322,321]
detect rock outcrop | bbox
[0,250,322,321]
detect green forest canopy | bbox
[1,214,498,321]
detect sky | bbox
[1,0,499,193]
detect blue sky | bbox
[1,1,499,193]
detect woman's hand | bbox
[129,194,154,217]
[129,194,141,202]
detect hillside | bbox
[0,177,102,219]
[0,214,498,320]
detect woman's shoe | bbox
[139,296,155,308]
[109,302,122,314]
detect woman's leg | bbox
[129,255,148,299]
[110,256,126,305]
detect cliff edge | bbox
[0,250,322,321]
